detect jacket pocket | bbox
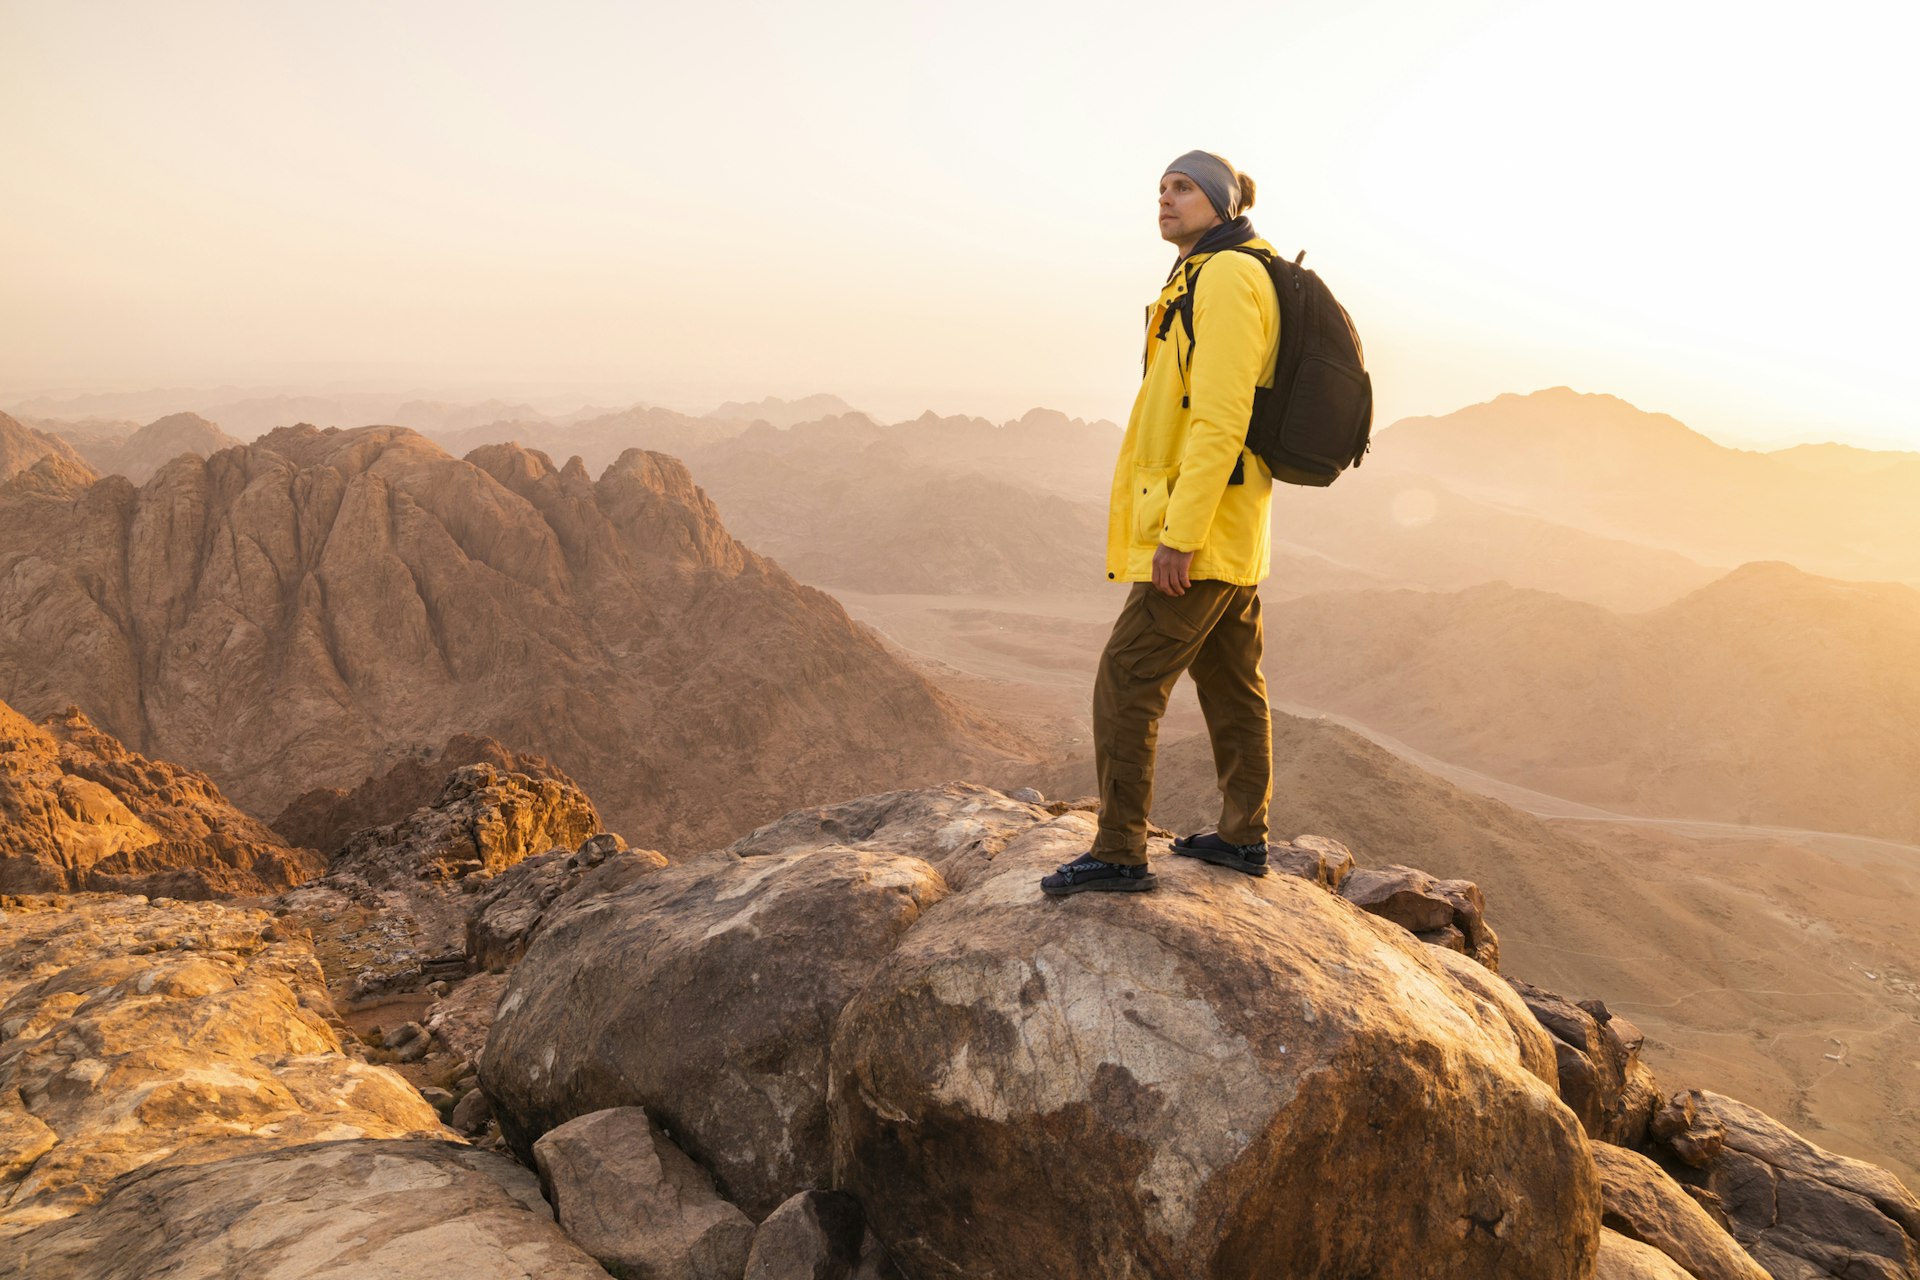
[1130,465,1172,546]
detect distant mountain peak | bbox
[705,393,858,427]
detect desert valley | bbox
[2,385,1917,1278]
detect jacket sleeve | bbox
[1160,254,1269,552]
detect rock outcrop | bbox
[484,785,1602,1276]
[745,1190,866,1280]
[1597,1228,1696,1279]
[1338,860,1501,969]
[466,831,664,971]
[274,732,579,856]
[276,762,618,1001]
[0,698,324,897]
[329,762,602,887]
[1649,1090,1920,1279]
[0,894,441,1239]
[0,423,1023,847]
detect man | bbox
[1042,150,1281,896]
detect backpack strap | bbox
[1163,246,1276,373]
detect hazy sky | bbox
[4,0,1916,446]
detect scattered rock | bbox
[1339,862,1500,969]
[532,1107,755,1280]
[830,816,1601,1278]
[3,1138,611,1279]
[485,846,948,1218]
[420,1087,456,1116]
[1006,787,1044,804]
[744,1190,865,1280]
[451,1087,493,1136]
[1510,979,1660,1146]
[1591,1141,1769,1280]
[427,972,509,1067]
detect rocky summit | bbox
[0,696,324,897]
[0,423,1024,848]
[4,778,1917,1279]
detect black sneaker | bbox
[1171,832,1271,877]
[1040,853,1159,896]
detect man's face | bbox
[1158,172,1221,245]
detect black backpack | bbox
[1161,246,1373,487]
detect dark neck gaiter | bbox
[1171,216,1258,279]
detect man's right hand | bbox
[1151,544,1195,597]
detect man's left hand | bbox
[1151,544,1195,596]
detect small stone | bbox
[744,1190,865,1280]
[451,1088,493,1135]
[420,1087,456,1115]
[427,979,450,998]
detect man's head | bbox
[1159,151,1256,253]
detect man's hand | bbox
[1151,544,1195,597]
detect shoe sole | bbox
[1173,845,1271,877]
[1041,873,1159,897]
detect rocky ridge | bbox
[0,413,92,484]
[57,411,242,485]
[0,697,324,897]
[0,423,1023,846]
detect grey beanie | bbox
[1163,150,1243,221]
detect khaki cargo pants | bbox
[1092,580,1272,864]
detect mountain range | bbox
[0,423,1026,847]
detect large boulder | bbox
[533,1107,755,1280]
[726,780,1051,889]
[0,1138,612,1279]
[466,832,665,971]
[829,814,1601,1279]
[1591,1141,1768,1280]
[0,894,441,1238]
[482,845,948,1218]
[1650,1090,1920,1280]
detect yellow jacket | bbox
[1105,239,1281,586]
